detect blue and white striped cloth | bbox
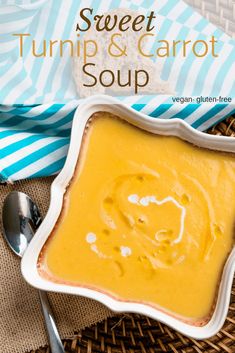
[0,0,235,182]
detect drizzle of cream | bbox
[86,232,97,244]
[90,244,98,253]
[87,232,111,259]
[127,194,186,244]
[120,246,132,257]
[90,244,110,259]
[128,194,139,204]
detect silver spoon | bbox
[2,191,65,353]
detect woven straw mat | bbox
[185,0,235,38]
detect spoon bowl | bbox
[2,191,64,353]
[2,191,42,257]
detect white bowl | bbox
[21,95,235,340]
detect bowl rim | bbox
[21,94,235,340]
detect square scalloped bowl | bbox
[21,95,235,339]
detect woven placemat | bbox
[17,116,234,353]
[185,0,235,38]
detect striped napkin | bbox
[0,0,235,182]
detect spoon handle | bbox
[38,290,65,353]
